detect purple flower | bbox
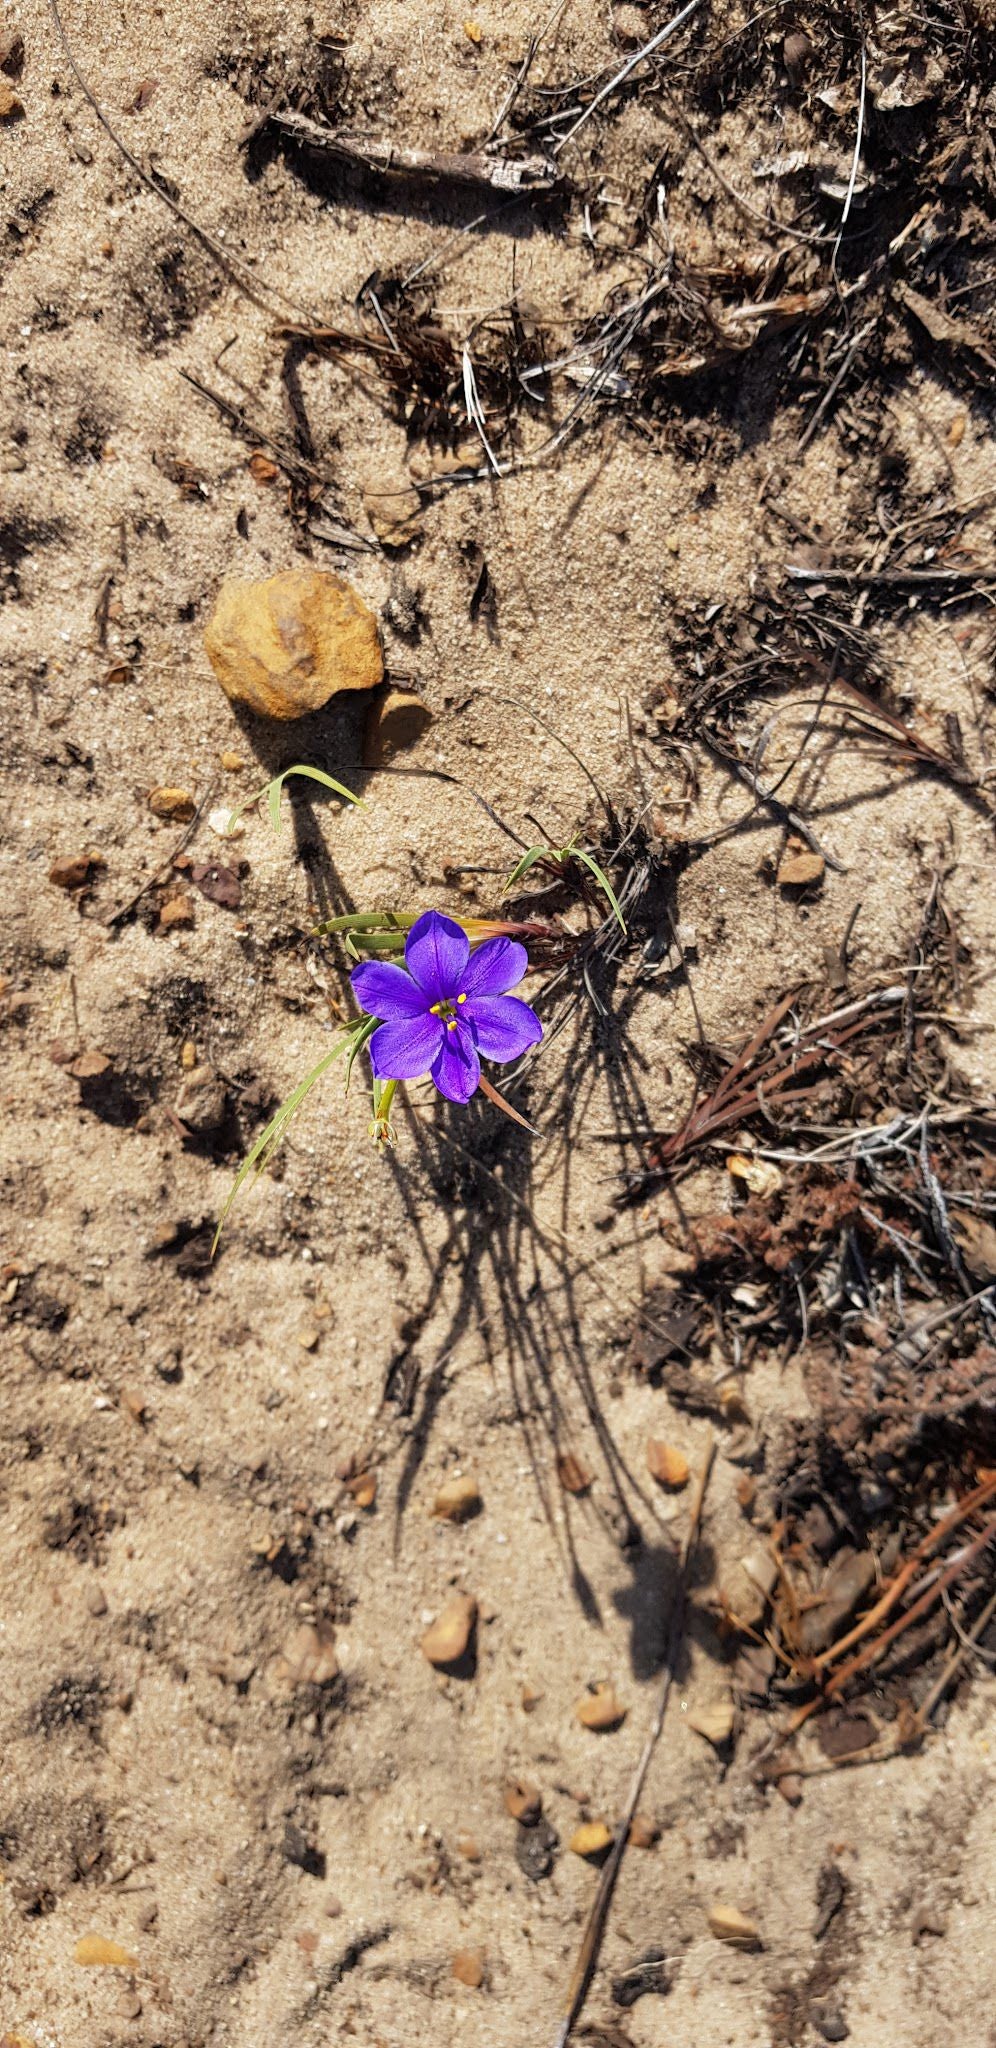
[350,910,543,1104]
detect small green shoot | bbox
[225,763,364,838]
[213,1015,375,1250]
[503,834,626,932]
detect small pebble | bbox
[569,1820,613,1860]
[708,1904,761,1950]
[148,787,196,822]
[646,1441,689,1490]
[86,1584,108,1617]
[503,1777,542,1825]
[432,1474,482,1522]
[810,2005,849,2043]
[420,1593,477,1668]
[451,1947,485,1989]
[574,1683,626,1732]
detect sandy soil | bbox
[3,3,996,2045]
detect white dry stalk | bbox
[462,347,504,475]
[553,0,702,156]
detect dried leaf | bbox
[727,1152,783,1198]
[951,1210,996,1284]
[123,77,159,113]
[191,862,242,909]
[816,1708,877,1759]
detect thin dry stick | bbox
[106,785,216,928]
[914,1585,996,1731]
[47,0,312,322]
[552,1440,715,2048]
[269,111,558,192]
[553,0,702,155]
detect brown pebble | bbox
[520,1682,542,1713]
[628,1812,660,1849]
[574,1683,626,1732]
[158,893,195,930]
[432,1474,481,1522]
[556,1451,592,1495]
[612,4,647,45]
[116,1989,142,2020]
[708,1903,762,1950]
[421,1593,477,1668]
[48,853,98,890]
[646,1440,690,1490]
[220,749,245,771]
[456,1833,481,1862]
[86,1584,109,1617]
[148,786,196,822]
[269,1620,339,1692]
[345,1470,377,1510]
[503,1776,542,1825]
[362,483,423,548]
[777,839,824,888]
[451,1947,485,1989]
[569,1820,613,1860]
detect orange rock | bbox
[452,1948,485,1988]
[74,1934,138,1967]
[646,1441,690,1490]
[574,1683,626,1732]
[204,568,383,720]
[420,1593,477,1668]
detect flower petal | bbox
[369,1013,444,1081]
[351,959,428,1022]
[461,935,529,999]
[464,994,543,1063]
[430,1021,480,1103]
[405,910,469,1001]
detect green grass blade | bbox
[502,846,547,896]
[344,1015,377,1090]
[572,848,627,931]
[213,1035,352,1250]
[227,764,364,837]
